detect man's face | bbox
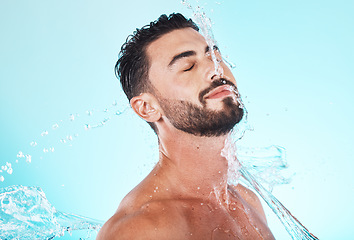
[146,28,244,137]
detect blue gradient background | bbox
[1,0,353,239]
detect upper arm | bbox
[97,215,155,240]
[96,211,185,240]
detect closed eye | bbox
[183,64,195,72]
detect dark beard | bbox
[157,79,244,137]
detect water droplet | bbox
[17,151,24,158]
[52,123,59,129]
[1,165,8,171]
[30,141,37,147]
[229,202,237,211]
[101,118,110,125]
[103,108,109,112]
[241,227,248,235]
[43,148,48,153]
[0,176,4,182]
[84,124,91,130]
[7,168,13,175]
[41,131,49,136]
[25,154,32,163]
[181,0,193,9]
[112,101,117,106]
[66,135,73,141]
[60,139,66,144]
[69,114,75,121]
[86,110,93,116]
[222,57,236,69]
[15,160,18,163]
[49,147,55,152]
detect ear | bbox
[130,93,162,123]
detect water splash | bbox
[183,0,223,76]
[221,143,288,188]
[222,134,318,240]
[240,168,318,240]
[183,1,250,142]
[0,101,128,238]
[237,145,292,192]
[0,185,102,239]
[182,0,236,71]
[1,101,129,182]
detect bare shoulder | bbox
[234,184,260,204]
[96,212,166,240]
[230,183,267,223]
[96,200,187,240]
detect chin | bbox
[208,96,238,110]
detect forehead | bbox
[146,28,207,66]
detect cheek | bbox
[149,67,200,103]
[149,68,174,94]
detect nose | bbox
[205,59,224,82]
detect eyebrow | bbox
[168,50,196,67]
[168,45,218,67]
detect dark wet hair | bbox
[115,13,199,133]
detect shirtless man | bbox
[97,13,275,239]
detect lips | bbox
[204,85,235,99]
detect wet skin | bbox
[97,172,274,240]
[97,28,275,240]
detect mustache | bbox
[199,78,238,104]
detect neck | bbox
[155,128,231,201]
